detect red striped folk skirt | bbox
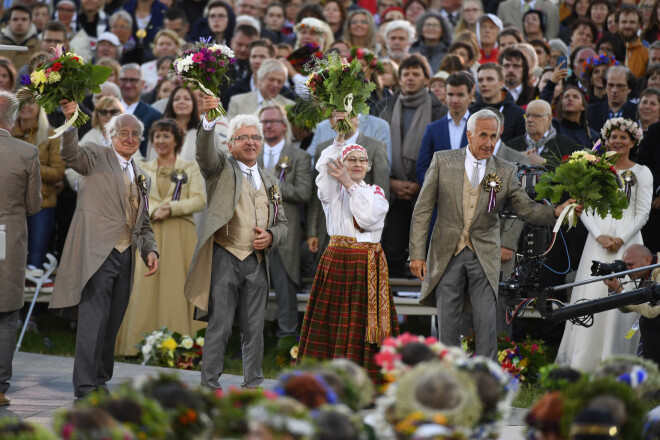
[298,236,399,383]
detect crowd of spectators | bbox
[1,0,659,349]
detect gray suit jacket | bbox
[409,148,555,306]
[497,0,559,39]
[307,133,390,246]
[0,130,41,312]
[226,91,294,120]
[184,126,289,319]
[50,130,158,314]
[257,143,312,285]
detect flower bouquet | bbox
[171,37,235,119]
[291,52,376,134]
[286,42,324,75]
[137,327,205,370]
[534,138,629,230]
[18,45,111,138]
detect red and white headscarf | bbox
[341,144,368,161]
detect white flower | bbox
[196,337,205,347]
[146,335,156,345]
[181,337,194,350]
[142,344,153,356]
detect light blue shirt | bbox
[448,110,470,150]
[308,114,392,170]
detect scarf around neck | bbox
[390,89,433,182]
[525,124,557,153]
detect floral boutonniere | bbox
[275,156,291,182]
[170,169,189,201]
[621,170,636,202]
[268,185,282,222]
[137,174,149,210]
[482,174,502,213]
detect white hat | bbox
[97,31,121,47]
[56,0,76,9]
[478,13,503,31]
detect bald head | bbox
[624,244,652,260]
[524,100,552,141]
[622,244,654,280]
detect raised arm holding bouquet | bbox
[17,45,111,138]
[290,52,376,135]
[171,37,236,120]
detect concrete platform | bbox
[0,352,529,439]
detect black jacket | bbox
[639,122,660,252]
[469,91,526,143]
[586,100,638,133]
[552,118,599,150]
[507,133,582,171]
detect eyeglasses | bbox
[524,113,551,119]
[119,77,141,84]
[233,135,263,142]
[350,19,369,25]
[345,157,369,164]
[98,109,121,117]
[117,131,144,142]
[261,119,284,125]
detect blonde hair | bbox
[92,96,125,129]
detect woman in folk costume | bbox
[298,113,398,383]
[115,119,206,356]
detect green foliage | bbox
[291,53,376,134]
[535,150,629,223]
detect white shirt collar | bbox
[493,139,502,156]
[344,130,360,145]
[236,160,262,190]
[264,138,285,155]
[449,110,470,126]
[121,100,139,115]
[114,149,135,180]
[465,146,487,166]
[250,75,257,92]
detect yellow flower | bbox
[160,337,178,352]
[30,70,46,85]
[47,71,61,83]
[290,345,299,359]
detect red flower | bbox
[52,62,63,71]
[356,48,365,58]
[562,155,569,162]
[609,166,617,174]
[315,51,324,58]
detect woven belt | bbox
[329,236,391,345]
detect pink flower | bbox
[382,337,398,347]
[192,53,204,63]
[398,332,421,345]
[53,44,64,58]
[61,423,75,440]
[424,336,439,345]
[263,390,278,400]
[355,48,365,58]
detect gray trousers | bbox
[269,250,299,337]
[73,248,132,397]
[435,248,497,359]
[201,244,268,389]
[0,309,19,394]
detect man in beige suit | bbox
[496,0,559,39]
[226,59,294,120]
[0,91,42,407]
[50,104,159,398]
[409,109,578,358]
[185,96,288,389]
[257,104,312,338]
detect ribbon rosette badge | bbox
[170,169,188,201]
[275,156,291,182]
[137,174,149,210]
[269,185,282,222]
[621,170,636,202]
[482,174,502,213]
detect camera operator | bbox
[605,244,660,366]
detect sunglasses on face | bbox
[98,109,121,117]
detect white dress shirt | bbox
[114,150,135,181]
[465,147,487,184]
[263,139,285,169]
[121,100,139,115]
[448,111,469,150]
[237,160,263,191]
[521,0,536,13]
[507,84,523,103]
[316,142,389,243]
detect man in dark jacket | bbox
[469,63,526,143]
[371,54,447,277]
[0,5,39,70]
[499,47,536,108]
[586,65,638,133]
[639,121,660,253]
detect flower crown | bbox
[348,47,385,74]
[581,54,619,79]
[600,117,643,147]
[247,398,315,439]
[295,17,327,34]
[54,412,135,440]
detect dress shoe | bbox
[0,393,10,406]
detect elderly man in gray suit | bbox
[307,113,390,257]
[409,109,579,358]
[185,96,288,389]
[256,104,312,338]
[50,104,159,398]
[0,91,42,407]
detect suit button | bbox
[470,204,474,208]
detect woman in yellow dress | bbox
[115,119,207,356]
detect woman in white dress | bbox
[556,118,653,372]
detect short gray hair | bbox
[104,114,145,140]
[0,91,18,128]
[227,114,264,144]
[467,109,500,134]
[93,82,121,106]
[109,10,133,29]
[120,63,143,80]
[257,59,286,82]
[548,38,568,57]
[650,40,660,51]
[384,20,416,43]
